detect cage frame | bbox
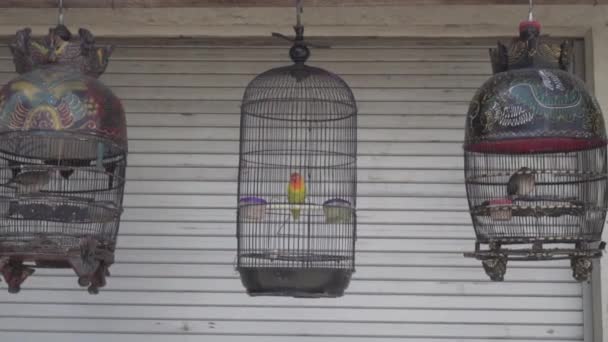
[0,26,127,294]
[463,22,607,282]
[236,25,358,298]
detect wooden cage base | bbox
[464,240,606,282]
[0,238,114,294]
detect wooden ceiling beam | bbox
[2,0,606,8]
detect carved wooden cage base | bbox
[0,238,114,294]
[465,240,606,282]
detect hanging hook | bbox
[528,0,534,21]
[58,0,65,26]
[295,0,303,28]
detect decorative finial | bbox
[519,0,541,37]
[9,28,114,78]
[489,0,570,73]
[289,25,310,65]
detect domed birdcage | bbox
[236,25,357,297]
[0,25,127,294]
[463,19,607,282]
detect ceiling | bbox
[2,0,606,8]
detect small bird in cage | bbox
[44,158,91,180]
[507,167,536,200]
[275,172,307,235]
[3,167,58,195]
[288,172,306,220]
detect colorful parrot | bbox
[287,172,306,220]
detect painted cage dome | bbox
[464,68,605,154]
[0,27,127,160]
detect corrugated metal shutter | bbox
[0,37,585,342]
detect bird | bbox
[44,158,91,180]
[287,172,306,221]
[507,167,536,200]
[3,167,55,195]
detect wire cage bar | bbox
[237,27,357,297]
[0,26,127,293]
[463,21,607,282]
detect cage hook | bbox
[58,0,65,26]
[528,0,534,21]
[270,0,328,50]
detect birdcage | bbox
[0,26,127,294]
[236,25,357,298]
[463,20,607,282]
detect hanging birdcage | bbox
[463,18,606,282]
[0,25,127,294]
[236,23,357,297]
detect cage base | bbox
[0,239,114,294]
[464,241,606,282]
[238,267,352,298]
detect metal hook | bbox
[528,0,534,21]
[295,0,303,27]
[58,0,65,25]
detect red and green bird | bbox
[287,172,306,220]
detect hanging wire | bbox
[58,0,65,25]
[296,0,303,27]
[528,0,534,21]
[270,0,328,49]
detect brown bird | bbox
[4,168,56,195]
[507,167,536,200]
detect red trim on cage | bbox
[465,138,608,154]
[488,198,513,206]
[519,20,542,33]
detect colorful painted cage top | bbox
[464,24,606,154]
[0,26,127,153]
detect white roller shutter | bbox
[0,37,586,342]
